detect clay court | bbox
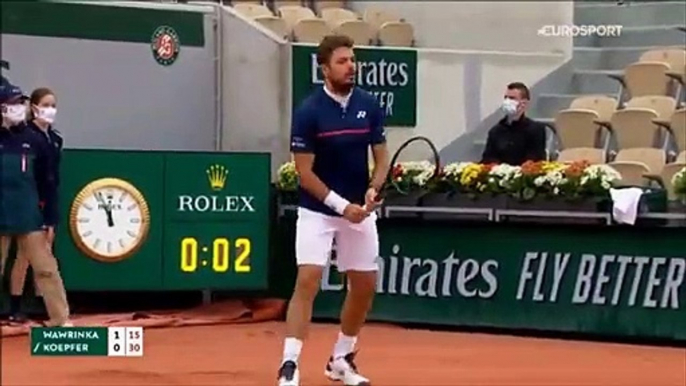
[2,301,685,386]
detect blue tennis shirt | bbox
[290,87,386,217]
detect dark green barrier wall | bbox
[305,219,686,341]
[55,150,271,291]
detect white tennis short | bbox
[295,207,379,272]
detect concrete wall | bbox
[349,1,574,56]
[219,5,292,175]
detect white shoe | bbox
[324,352,371,386]
[62,321,74,327]
[277,360,299,386]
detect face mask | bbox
[501,98,519,117]
[2,104,27,124]
[36,106,57,124]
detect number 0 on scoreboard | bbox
[108,327,144,357]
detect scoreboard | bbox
[31,327,144,357]
[54,150,271,291]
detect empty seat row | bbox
[233,3,414,46]
[554,95,685,159]
[608,48,686,103]
[231,0,346,14]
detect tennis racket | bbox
[371,135,441,203]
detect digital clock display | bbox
[162,223,267,290]
[161,153,270,290]
[180,237,251,273]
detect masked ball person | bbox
[0,82,71,327]
[3,87,63,321]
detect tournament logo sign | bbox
[151,26,180,66]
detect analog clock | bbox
[69,178,151,263]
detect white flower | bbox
[443,162,474,177]
[584,164,621,182]
[489,164,521,189]
[579,164,621,191]
[672,167,686,186]
[398,161,435,187]
[490,164,521,178]
[278,161,296,175]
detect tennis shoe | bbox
[324,351,371,386]
[277,360,299,386]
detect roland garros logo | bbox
[151,26,180,66]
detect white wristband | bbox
[324,191,350,215]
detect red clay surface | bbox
[2,321,684,386]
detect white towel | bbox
[610,187,644,225]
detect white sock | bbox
[332,332,357,359]
[282,337,303,364]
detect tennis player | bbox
[277,35,389,386]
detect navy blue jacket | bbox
[27,121,63,226]
[290,87,386,216]
[0,123,58,232]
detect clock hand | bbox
[105,209,115,228]
[95,192,115,227]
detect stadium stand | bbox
[233,2,272,18]
[254,15,290,40]
[557,147,606,164]
[654,108,686,160]
[292,17,331,43]
[377,21,415,47]
[320,7,357,28]
[608,147,667,186]
[224,0,415,46]
[532,3,686,194]
[362,7,402,31]
[522,2,685,186]
[273,0,302,9]
[312,0,346,14]
[555,109,605,150]
[278,5,315,31]
[334,20,374,46]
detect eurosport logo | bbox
[538,25,623,37]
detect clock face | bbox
[71,180,150,262]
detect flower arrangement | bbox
[441,162,504,196]
[386,161,437,194]
[277,161,298,192]
[672,166,686,202]
[275,159,623,202]
[434,160,621,201]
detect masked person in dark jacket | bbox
[0,82,71,326]
[481,82,546,165]
[4,87,63,321]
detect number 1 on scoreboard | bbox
[125,327,144,357]
[108,327,126,357]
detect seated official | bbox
[481,82,546,165]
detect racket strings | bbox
[380,136,441,199]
